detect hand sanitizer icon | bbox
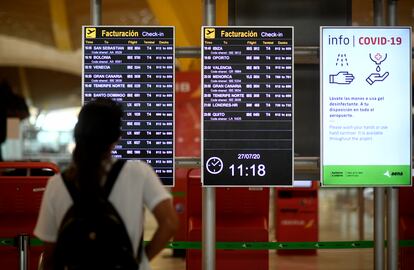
[369,53,387,72]
[366,53,389,85]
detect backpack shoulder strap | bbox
[102,159,126,198]
[61,171,81,203]
[61,159,126,202]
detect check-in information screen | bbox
[202,27,294,186]
[82,26,175,186]
[321,27,412,186]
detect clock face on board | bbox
[206,157,224,174]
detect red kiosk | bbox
[186,169,269,270]
[274,180,318,255]
[172,71,201,257]
[0,162,59,270]
[399,185,414,269]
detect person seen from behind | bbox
[34,98,179,269]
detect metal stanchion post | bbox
[202,188,216,270]
[387,0,397,26]
[91,0,102,25]
[387,187,399,270]
[374,187,385,270]
[202,1,216,270]
[358,188,365,240]
[373,0,385,26]
[18,234,29,270]
[373,1,386,269]
[387,2,399,270]
[228,0,236,26]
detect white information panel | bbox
[321,27,412,187]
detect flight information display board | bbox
[202,26,294,186]
[321,27,412,187]
[82,26,175,186]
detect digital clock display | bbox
[229,164,266,177]
[202,26,294,186]
[82,26,175,186]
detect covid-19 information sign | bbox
[321,27,412,187]
[202,26,294,186]
[82,26,175,186]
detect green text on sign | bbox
[323,165,411,186]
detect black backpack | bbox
[54,160,141,270]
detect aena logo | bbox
[384,171,403,177]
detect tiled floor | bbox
[145,188,375,270]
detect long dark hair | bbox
[70,98,122,196]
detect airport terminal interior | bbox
[1,0,414,269]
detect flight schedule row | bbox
[203,32,293,124]
[203,54,292,122]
